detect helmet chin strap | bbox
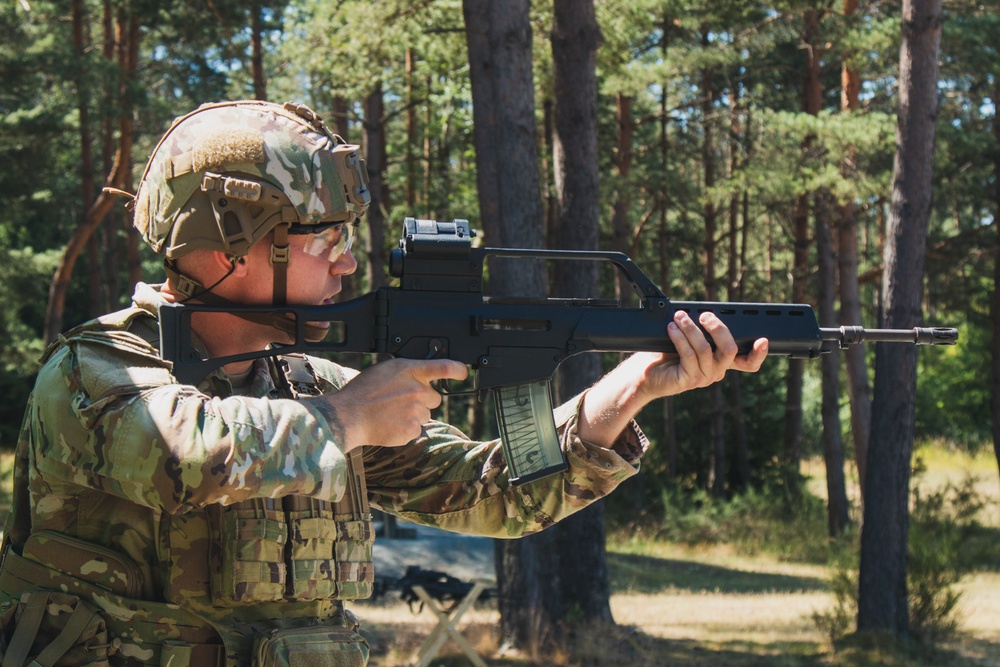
[164,233,330,345]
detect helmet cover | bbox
[134,100,369,259]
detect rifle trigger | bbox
[425,337,447,359]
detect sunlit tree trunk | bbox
[700,28,727,496]
[993,79,1000,483]
[817,194,851,536]
[551,0,612,629]
[363,84,388,291]
[858,0,942,636]
[727,77,751,489]
[406,48,418,210]
[659,14,677,480]
[464,0,549,654]
[251,1,266,100]
[786,8,824,470]
[839,0,872,496]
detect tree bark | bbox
[463,0,546,260]
[659,15,677,480]
[838,0,873,496]
[817,194,851,536]
[550,0,613,629]
[786,8,824,470]
[699,29,727,496]
[611,93,634,301]
[363,85,388,290]
[727,78,751,489]
[406,48,418,209]
[71,0,101,319]
[857,0,942,636]
[463,0,549,654]
[251,1,267,100]
[993,78,1000,482]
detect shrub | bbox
[813,464,986,645]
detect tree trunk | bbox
[550,0,613,629]
[857,0,941,637]
[838,0,872,496]
[993,78,1000,482]
[699,29,727,496]
[464,0,549,654]
[463,0,545,285]
[786,8,823,470]
[71,0,100,318]
[611,93,633,300]
[660,15,677,480]
[363,85,388,290]
[121,9,141,297]
[727,77,751,489]
[816,194,851,536]
[405,48,418,209]
[331,96,350,140]
[251,1,266,100]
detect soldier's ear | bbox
[211,250,248,277]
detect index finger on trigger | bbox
[411,359,469,383]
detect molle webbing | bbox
[209,354,374,605]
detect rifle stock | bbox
[158,218,958,485]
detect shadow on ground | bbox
[608,552,828,595]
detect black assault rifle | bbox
[159,218,958,485]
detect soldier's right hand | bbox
[309,358,468,451]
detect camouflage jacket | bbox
[0,283,647,665]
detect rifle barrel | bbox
[821,326,958,348]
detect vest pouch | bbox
[332,519,375,600]
[287,509,337,600]
[21,531,143,599]
[212,503,287,605]
[0,590,114,667]
[252,625,368,667]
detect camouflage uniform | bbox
[0,100,647,666]
[0,279,647,666]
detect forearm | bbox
[576,353,657,448]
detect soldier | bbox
[0,101,768,666]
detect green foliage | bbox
[811,542,860,644]
[813,461,990,647]
[618,473,833,563]
[907,462,987,641]
[915,322,991,450]
[0,245,61,446]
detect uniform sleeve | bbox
[30,340,351,515]
[363,391,649,538]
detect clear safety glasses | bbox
[296,222,356,263]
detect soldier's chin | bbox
[272,315,329,344]
[304,320,331,342]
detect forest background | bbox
[0,0,997,663]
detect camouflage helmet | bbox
[134,100,370,260]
